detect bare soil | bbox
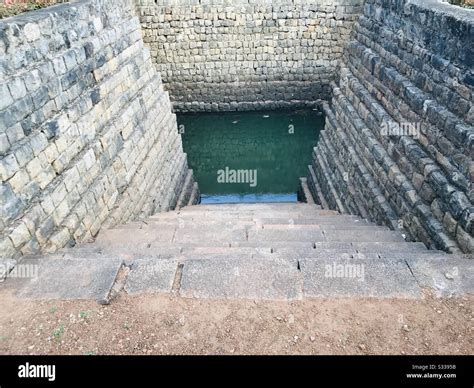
[0,289,472,355]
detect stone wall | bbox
[0,0,196,259]
[137,0,363,112]
[308,0,473,254]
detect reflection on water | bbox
[179,109,324,204]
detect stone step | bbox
[299,257,421,298]
[95,228,176,246]
[176,169,195,209]
[253,216,366,224]
[15,257,122,304]
[405,256,474,297]
[312,143,347,213]
[298,177,316,205]
[307,164,330,209]
[148,211,341,221]
[145,215,363,226]
[114,221,389,233]
[125,258,178,295]
[113,219,255,230]
[322,229,405,242]
[59,244,182,260]
[179,207,341,216]
[188,182,200,206]
[247,228,404,243]
[179,257,302,300]
[230,241,316,250]
[183,246,272,255]
[261,223,389,231]
[64,244,277,259]
[172,227,247,245]
[347,241,427,252]
[247,228,326,243]
[182,203,321,211]
[272,247,440,260]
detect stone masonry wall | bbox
[137,0,363,112]
[308,0,473,254]
[0,0,196,259]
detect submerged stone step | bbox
[180,257,302,300]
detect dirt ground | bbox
[0,289,472,355]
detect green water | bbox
[178,109,324,204]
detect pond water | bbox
[178,109,324,204]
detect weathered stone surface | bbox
[300,258,421,298]
[4,203,470,301]
[0,0,198,259]
[307,0,474,254]
[17,258,122,303]
[125,258,178,294]
[137,0,363,111]
[247,228,326,243]
[406,257,474,297]
[180,257,303,300]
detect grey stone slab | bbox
[17,258,122,304]
[247,228,326,243]
[124,258,178,294]
[182,246,272,255]
[95,227,176,246]
[63,244,182,263]
[263,224,383,231]
[231,241,315,250]
[180,257,302,300]
[351,241,427,252]
[184,203,316,212]
[406,257,474,297]
[322,230,405,242]
[173,228,247,244]
[135,219,254,229]
[300,258,421,298]
[273,247,358,258]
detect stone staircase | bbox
[2,203,472,303]
[306,1,473,255]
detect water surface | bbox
[179,109,324,204]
